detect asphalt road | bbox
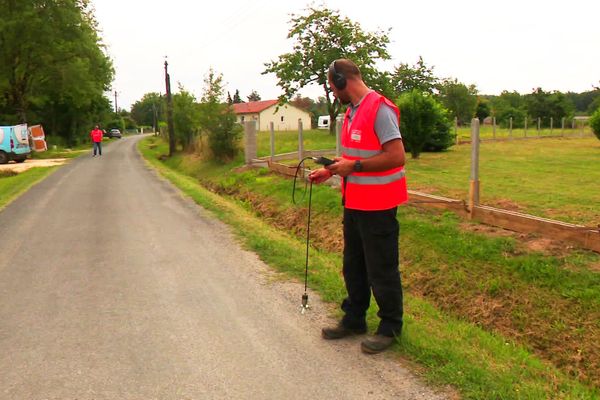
[0,136,448,399]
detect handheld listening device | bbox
[312,156,335,166]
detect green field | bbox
[139,136,600,398]
[257,129,600,225]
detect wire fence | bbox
[454,116,593,144]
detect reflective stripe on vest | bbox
[346,169,405,185]
[340,146,382,158]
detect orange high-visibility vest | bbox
[341,91,408,211]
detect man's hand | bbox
[308,168,333,184]
[326,157,354,177]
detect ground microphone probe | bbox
[292,156,336,314]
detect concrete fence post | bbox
[454,117,459,144]
[524,117,528,137]
[509,117,513,139]
[561,117,565,136]
[269,122,275,161]
[469,118,480,218]
[537,117,541,136]
[336,116,343,157]
[492,117,496,139]
[298,118,304,161]
[550,117,553,136]
[244,121,257,165]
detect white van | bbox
[317,115,330,129]
[0,124,31,164]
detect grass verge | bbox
[31,143,89,159]
[0,167,58,210]
[138,136,599,399]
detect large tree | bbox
[438,79,478,125]
[489,91,527,128]
[391,56,439,96]
[263,6,391,133]
[131,92,164,128]
[526,88,574,126]
[173,85,200,151]
[232,89,243,104]
[247,90,261,102]
[198,68,241,161]
[0,0,113,144]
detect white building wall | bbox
[236,113,259,126]
[259,104,311,131]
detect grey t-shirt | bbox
[348,93,402,145]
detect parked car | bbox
[109,128,122,139]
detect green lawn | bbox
[138,136,600,399]
[407,137,600,225]
[256,128,337,157]
[257,129,600,225]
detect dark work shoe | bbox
[360,334,395,354]
[321,322,367,340]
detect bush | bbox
[207,111,242,161]
[396,90,453,158]
[590,108,600,140]
[198,103,242,161]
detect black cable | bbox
[292,157,316,313]
[292,156,315,205]
[304,180,313,293]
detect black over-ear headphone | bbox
[329,61,347,90]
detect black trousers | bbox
[341,207,403,337]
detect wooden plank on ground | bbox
[267,161,297,177]
[407,191,469,216]
[471,205,600,252]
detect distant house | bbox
[232,100,311,131]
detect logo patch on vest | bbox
[350,129,362,142]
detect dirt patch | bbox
[589,262,600,273]
[459,221,515,238]
[524,237,574,255]
[0,158,68,173]
[460,221,579,257]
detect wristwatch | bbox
[353,160,363,172]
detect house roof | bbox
[232,100,278,114]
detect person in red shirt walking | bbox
[90,125,103,157]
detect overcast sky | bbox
[93,0,599,110]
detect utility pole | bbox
[164,59,175,156]
[152,103,158,135]
[114,90,118,114]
